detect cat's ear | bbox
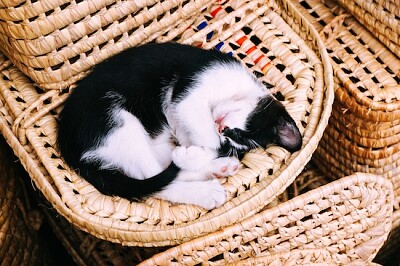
[274,117,302,152]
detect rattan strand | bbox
[336,0,400,56]
[140,172,393,265]
[0,0,334,246]
[230,249,336,266]
[330,101,400,147]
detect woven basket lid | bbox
[140,170,394,265]
[0,0,334,246]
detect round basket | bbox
[290,0,400,229]
[335,0,400,56]
[0,0,334,246]
[0,136,52,265]
[140,170,394,265]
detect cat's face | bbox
[217,96,302,157]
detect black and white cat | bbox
[57,42,302,210]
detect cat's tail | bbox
[77,163,180,200]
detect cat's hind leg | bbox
[154,179,226,209]
[81,109,171,180]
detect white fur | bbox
[81,109,173,179]
[165,62,270,149]
[82,62,265,209]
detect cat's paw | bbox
[172,146,217,170]
[210,157,240,178]
[195,179,226,210]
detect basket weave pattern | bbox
[289,0,400,228]
[335,0,400,56]
[140,172,393,265]
[0,0,215,89]
[0,0,333,247]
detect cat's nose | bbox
[218,124,227,133]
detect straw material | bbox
[335,0,400,56]
[0,0,216,89]
[231,249,337,266]
[287,0,400,229]
[0,136,52,265]
[34,166,335,265]
[140,172,394,265]
[0,0,333,246]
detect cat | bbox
[57,42,302,210]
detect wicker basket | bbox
[335,0,400,56]
[0,0,333,246]
[140,171,393,265]
[0,136,53,265]
[28,165,390,265]
[0,0,216,90]
[288,0,400,229]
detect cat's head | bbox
[218,96,302,157]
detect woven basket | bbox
[0,0,216,90]
[0,0,334,246]
[335,0,400,56]
[0,136,52,265]
[28,165,390,265]
[140,171,393,265]
[288,0,400,228]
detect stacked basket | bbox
[0,0,334,247]
[281,0,400,225]
[284,0,400,263]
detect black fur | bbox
[219,97,302,157]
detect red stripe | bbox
[246,46,257,54]
[210,6,222,17]
[261,61,271,72]
[254,54,264,64]
[236,36,248,46]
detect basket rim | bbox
[0,0,334,246]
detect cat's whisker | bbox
[250,139,262,149]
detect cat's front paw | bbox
[172,146,217,170]
[210,157,240,178]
